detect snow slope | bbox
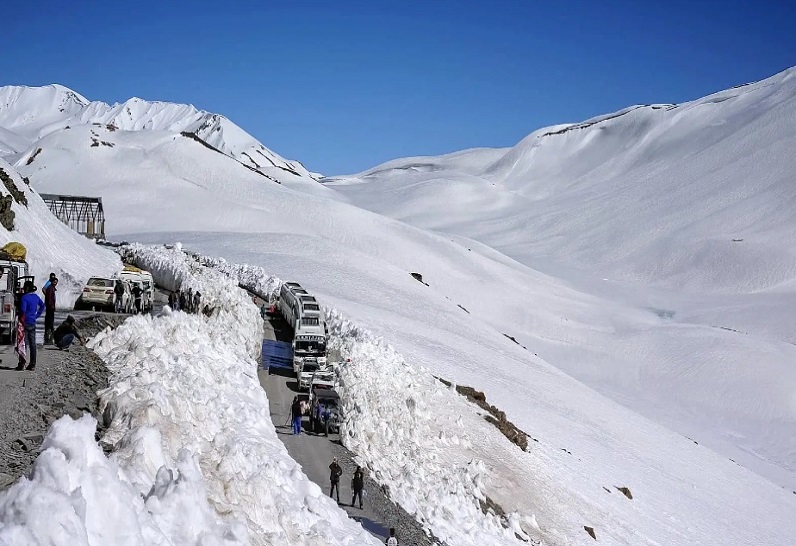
[0,159,119,306]
[0,84,318,184]
[326,67,796,485]
[1,71,795,544]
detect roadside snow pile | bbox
[326,310,528,546]
[185,253,529,545]
[99,243,379,545]
[0,158,119,308]
[0,414,246,545]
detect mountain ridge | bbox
[0,84,315,180]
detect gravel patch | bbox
[0,316,124,489]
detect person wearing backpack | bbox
[386,528,398,545]
[351,466,365,509]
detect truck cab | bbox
[0,259,28,343]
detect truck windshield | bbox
[295,340,326,354]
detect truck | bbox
[0,255,29,344]
[120,266,155,312]
[309,371,341,435]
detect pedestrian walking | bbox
[187,287,194,313]
[329,457,342,502]
[291,396,303,435]
[178,290,186,312]
[18,281,44,371]
[193,291,201,314]
[168,291,175,309]
[351,466,365,509]
[42,276,57,344]
[386,528,398,545]
[54,316,86,350]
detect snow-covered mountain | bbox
[1,71,795,545]
[0,158,119,305]
[0,84,315,181]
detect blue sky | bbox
[3,0,794,174]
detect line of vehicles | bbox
[277,281,341,435]
[77,265,155,313]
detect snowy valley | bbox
[0,67,794,546]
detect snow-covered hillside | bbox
[326,67,796,485]
[0,84,316,182]
[0,159,119,306]
[1,70,795,544]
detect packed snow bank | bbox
[98,243,379,545]
[0,414,246,545]
[0,158,120,308]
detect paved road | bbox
[257,307,436,545]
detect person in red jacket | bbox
[42,277,58,344]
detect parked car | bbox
[78,277,131,312]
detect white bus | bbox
[278,281,327,376]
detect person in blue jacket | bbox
[19,280,45,371]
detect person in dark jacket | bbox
[178,291,186,312]
[329,458,342,502]
[18,281,44,371]
[351,466,365,509]
[42,276,57,344]
[54,316,85,350]
[131,283,143,314]
[113,280,125,313]
[291,396,303,435]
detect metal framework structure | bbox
[39,194,105,239]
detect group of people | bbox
[14,273,86,371]
[329,458,398,544]
[328,458,367,509]
[167,286,202,313]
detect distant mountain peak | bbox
[0,84,316,180]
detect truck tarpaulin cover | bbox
[262,339,293,370]
[0,242,26,262]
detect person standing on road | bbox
[131,283,143,314]
[42,276,57,344]
[114,280,125,313]
[351,466,365,509]
[42,272,57,291]
[329,457,342,502]
[19,281,44,371]
[178,290,186,312]
[291,396,303,435]
[186,287,194,313]
[193,291,201,314]
[54,315,86,350]
[386,528,398,545]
